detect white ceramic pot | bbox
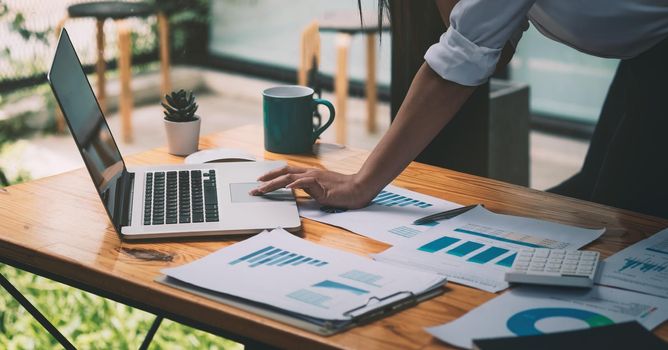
[164,116,201,156]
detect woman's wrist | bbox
[351,171,384,204]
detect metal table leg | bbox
[0,268,166,350]
[139,316,163,350]
[0,271,76,350]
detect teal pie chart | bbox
[506,308,615,336]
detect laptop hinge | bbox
[117,171,134,230]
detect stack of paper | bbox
[159,228,447,335]
[372,205,605,292]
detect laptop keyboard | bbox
[143,170,219,225]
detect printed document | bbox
[427,285,668,349]
[298,184,461,245]
[373,206,605,292]
[161,228,446,321]
[598,227,668,298]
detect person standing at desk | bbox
[252,0,668,218]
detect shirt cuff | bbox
[424,26,502,86]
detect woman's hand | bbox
[249,166,374,209]
[250,64,476,210]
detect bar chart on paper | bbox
[229,245,329,268]
[619,257,667,273]
[599,228,668,298]
[371,190,434,208]
[417,235,518,268]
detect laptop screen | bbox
[48,29,127,227]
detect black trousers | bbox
[549,37,668,219]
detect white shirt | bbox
[424,0,668,86]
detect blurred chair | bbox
[298,21,324,129]
[299,11,390,145]
[54,1,173,143]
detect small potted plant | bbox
[162,89,200,156]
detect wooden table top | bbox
[1,124,666,349]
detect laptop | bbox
[47,29,301,240]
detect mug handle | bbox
[312,98,336,143]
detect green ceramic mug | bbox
[263,86,335,154]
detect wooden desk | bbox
[1,124,666,349]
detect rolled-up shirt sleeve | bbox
[425,0,535,86]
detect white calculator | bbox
[504,248,600,288]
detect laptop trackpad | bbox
[229,182,295,203]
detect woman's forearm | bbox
[355,63,476,194]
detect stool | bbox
[55,1,172,143]
[299,11,389,145]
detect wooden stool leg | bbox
[298,21,320,86]
[116,19,133,143]
[54,16,69,133]
[335,33,351,145]
[366,33,378,134]
[157,11,171,99]
[96,19,107,116]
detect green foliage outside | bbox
[0,265,243,349]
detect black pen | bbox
[412,204,481,225]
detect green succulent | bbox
[162,89,199,122]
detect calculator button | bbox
[535,250,549,258]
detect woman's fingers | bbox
[257,165,307,182]
[251,173,303,194]
[286,177,325,201]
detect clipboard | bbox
[156,275,445,336]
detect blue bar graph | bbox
[293,257,312,265]
[267,253,296,266]
[229,246,275,265]
[619,257,667,273]
[251,251,289,267]
[389,226,422,238]
[447,241,485,257]
[279,255,304,266]
[229,246,328,268]
[340,270,384,287]
[371,190,433,208]
[454,228,544,248]
[418,236,461,253]
[467,247,509,264]
[313,280,369,295]
[287,289,330,309]
[496,253,517,267]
